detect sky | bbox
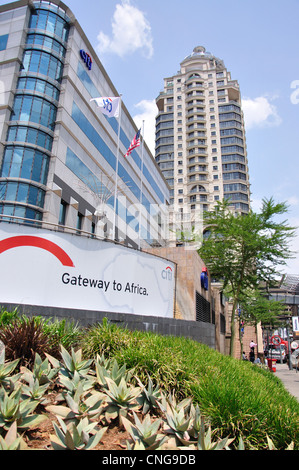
[3,0,299,274]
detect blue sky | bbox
[2,0,299,273]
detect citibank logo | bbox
[161,266,172,280]
[80,49,92,70]
[0,236,74,267]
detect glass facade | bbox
[0,2,69,222]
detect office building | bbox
[155,46,250,242]
[0,0,169,249]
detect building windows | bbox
[59,200,67,225]
[1,146,49,184]
[77,212,83,232]
[11,94,57,131]
[0,34,8,51]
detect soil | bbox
[22,392,130,450]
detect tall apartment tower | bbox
[155,46,250,242]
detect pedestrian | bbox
[249,347,255,362]
[250,340,257,349]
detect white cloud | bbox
[242,96,282,130]
[96,1,153,59]
[132,99,157,155]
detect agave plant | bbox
[0,349,21,390]
[0,386,47,432]
[46,379,104,425]
[136,375,161,414]
[104,377,141,424]
[193,419,234,450]
[21,352,59,386]
[0,421,27,450]
[57,370,96,399]
[122,412,168,450]
[20,375,50,403]
[95,355,133,390]
[157,392,195,446]
[50,416,107,450]
[46,346,93,380]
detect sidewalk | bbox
[274,362,299,401]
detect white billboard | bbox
[0,224,175,318]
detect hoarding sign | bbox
[0,224,175,318]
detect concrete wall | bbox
[0,302,216,348]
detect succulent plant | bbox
[136,375,161,414]
[104,377,141,424]
[46,346,93,380]
[21,352,59,386]
[95,355,133,390]
[0,349,21,390]
[122,412,168,450]
[46,380,104,424]
[0,386,47,432]
[0,421,27,450]
[50,416,107,450]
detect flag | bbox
[90,96,120,118]
[124,129,141,157]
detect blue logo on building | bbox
[80,49,92,70]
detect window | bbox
[59,200,67,225]
[0,34,9,51]
[1,145,49,184]
[77,212,83,232]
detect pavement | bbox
[273,362,299,401]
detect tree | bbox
[237,289,286,357]
[198,198,296,356]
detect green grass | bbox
[81,319,299,450]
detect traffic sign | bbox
[271,335,281,345]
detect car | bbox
[290,348,299,369]
[266,344,287,363]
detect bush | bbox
[0,316,60,369]
[81,319,299,450]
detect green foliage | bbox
[0,307,19,328]
[198,198,296,355]
[0,386,47,432]
[122,412,167,450]
[0,313,298,450]
[50,416,107,450]
[0,316,60,369]
[81,320,299,450]
[0,349,20,390]
[0,421,27,450]
[46,346,93,380]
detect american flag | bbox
[124,129,141,157]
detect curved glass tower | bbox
[0,2,69,223]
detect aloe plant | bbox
[136,375,161,414]
[157,392,196,446]
[0,421,27,450]
[95,355,133,390]
[46,378,104,424]
[50,416,107,450]
[0,349,21,390]
[46,346,93,379]
[21,352,59,386]
[104,377,141,423]
[20,375,50,402]
[122,412,168,450]
[0,386,47,432]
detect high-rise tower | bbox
[155,46,250,243]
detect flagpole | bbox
[138,120,145,250]
[113,94,122,241]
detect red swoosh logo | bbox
[0,236,74,267]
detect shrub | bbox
[0,317,60,369]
